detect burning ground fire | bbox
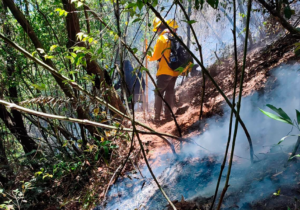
[94,64,300,210]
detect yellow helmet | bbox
[153,17,164,32]
[167,19,179,30]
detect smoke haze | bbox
[97,64,300,210]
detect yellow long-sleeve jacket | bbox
[147,29,180,77]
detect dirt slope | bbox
[136,34,300,162]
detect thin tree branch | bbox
[0,99,179,140]
[210,0,240,208]
[216,0,253,208]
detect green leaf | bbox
[44,55,54,60]
[273,189,281,196]
[32,83,46,90]
[189,63,195,68]
[195,0,205,10]
[128,94,133,102]
[43,174,53,179]
[50,45,58,52]
[72,46,86,52]
[278,135,300,144]
[141,67,149,72]
[34,171,43,177]
[183,20,197,24]
[97,48,103,55]
[88,38,93,43]
[175,67,185,73]
[296,110,300,125]
[70,52,77,58]
[126,2,137,9]
[260,109,293,125]
[132,47,138,54]
[152,0,158,7]
[95,152,99,161]
[206,0,219,9]
[266,104,293,125]
[289,154,300,160]
[136,0,143,11]
[103,146,109,155]
[284,6,294,19]
[58,9,66,16]
[132,18,142,23]
[294,42,300,47]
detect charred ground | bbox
[132,33,300,210]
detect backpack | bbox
[163,33,193,71]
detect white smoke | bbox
[97,63,300,210]
[188,63,300,159]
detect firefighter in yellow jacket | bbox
[147,18,179,122]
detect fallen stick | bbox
[0,99,177,139]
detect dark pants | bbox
[154,75,177,120]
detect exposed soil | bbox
[134,33,300,166]
[127,34,300,209]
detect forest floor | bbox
[129,33,300,209]
[135,33,300,168]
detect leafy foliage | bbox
[260,104,293,125]
[260,104,300,160]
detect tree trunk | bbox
[62,0,126,114]
[0,136,8,166]
[0,105,37,154]
[1,1,38,155]
[0,136,9,188]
